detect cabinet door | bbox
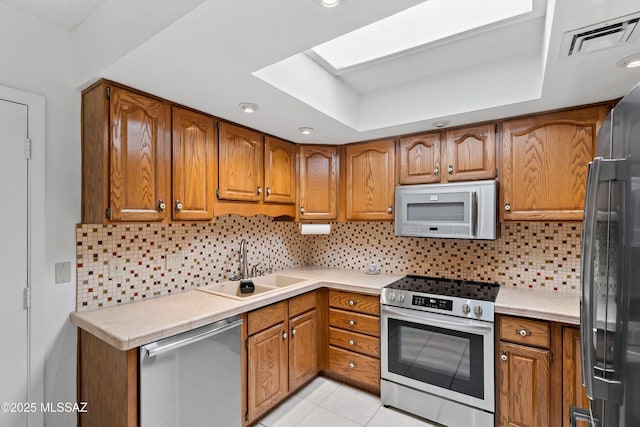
[289,309,318,391]
[345,139,395,220]
[562,327,589,427]
[501,106,607,221]
[298,145,338,220]
[218,122,264,201]
[498,342,551,427]
[444,123,495,182]
[171,107,216,220]
[264,136,296,204]
[398,132,441,184]
[247,322,288,422]
[109,86,171,222]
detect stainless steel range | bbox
[380,275,500,427]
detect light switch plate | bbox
[54,262,71,284]
[109,258,125,279]
[166,253,181,270]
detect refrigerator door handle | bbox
[581,157,627,402]
[581,158,601,400]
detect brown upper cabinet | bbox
[217,122,264,202]
[344,139,395,220]
[171,107,217,221]
[500,106,608,221]
[398,131,441,184]
[82,81,172,223]
[398,123,496,184]
[264,136,296,204]
[297,145,339,221]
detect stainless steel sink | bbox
[197,274,307,300]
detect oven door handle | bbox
[381,306,493,335]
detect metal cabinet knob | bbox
[448,165,454,175]
[300,206,305,214]
[282,332,288,340]
[505,203,511,212]
[501,354,508,362]
[265,187,272,196]
[175,200,183,211]
[516,328,531,337]
[158,200,166,211]
[348,300,356,306]
[434,166,439,176]
[348,320,356,326]
[291,328,296,336]
[348,339,356,346]
[387,206,393,213]
[257,186,262,195]
[348,362,357,369]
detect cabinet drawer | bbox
[248,301,287,336]
[329,308,380,337]
[328,346,380,390]
[329,290,380,316]
[289,291,316,318]
[500,316,550,349]
[329,327,380,358]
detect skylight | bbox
[309,0,534,73]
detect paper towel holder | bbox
[299,223,331,235]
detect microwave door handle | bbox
[470,191,477,237]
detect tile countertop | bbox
[69,268,402,351]
[70,268,581,352]
[495,286,580,325]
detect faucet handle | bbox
[250,262,262,278]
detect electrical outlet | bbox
[166,253,181,270]
[55,262,71,284]
[109,258,125,279]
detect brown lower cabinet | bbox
[244,292,319,425]
[496,315,588,427]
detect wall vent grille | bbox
[561,13,640,57]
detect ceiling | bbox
[4,0,640,144]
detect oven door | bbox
[381,305,494,412]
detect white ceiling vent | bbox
[561,13,640,57]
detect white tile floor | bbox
[256,377,437,427]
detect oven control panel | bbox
[412,295,453,311]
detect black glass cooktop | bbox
[385,275,500,302]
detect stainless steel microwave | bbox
[395,180,497,240]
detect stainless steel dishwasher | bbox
[139,315,242,427]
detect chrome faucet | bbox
[239,239,248,280]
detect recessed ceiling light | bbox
[432,120,450,128]
[298,127,314,135]
[239,102,259,113]
[617,53,640,68]
[321,0,340,8]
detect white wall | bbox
[0,4,79,426]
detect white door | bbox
[0,98,30,427]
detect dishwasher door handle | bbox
[142,315,242,358]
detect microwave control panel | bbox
[412,295,453,311]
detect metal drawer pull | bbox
[348,362,357,369]
[348,339,356,346]
[516,328,531,337]
[348,300,356,306]
[348,320,357,326]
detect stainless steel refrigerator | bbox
[576,82,640,426]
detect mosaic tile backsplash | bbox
[76,216,582,311]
